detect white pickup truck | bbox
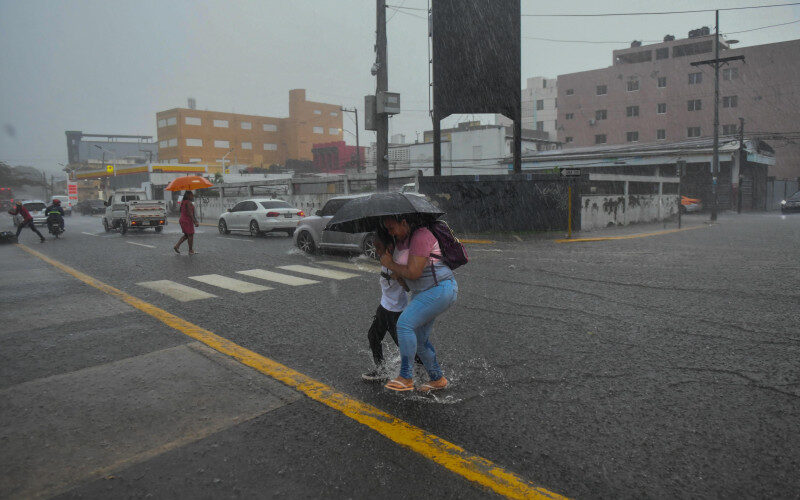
[102,189,167,234]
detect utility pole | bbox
[738,117,745,213]
[375,0,389,191]
[690,11,744,221]
[341,107,361,171]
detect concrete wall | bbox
[581,194,678,231]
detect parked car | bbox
[12,200,48,226]
[76,199,107,215]
[780,190,800,214]
[293,194,377,258]
[680,195,702,213]
[218,198,305,237]
[52,195,73,216]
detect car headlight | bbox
[781,200,787,205]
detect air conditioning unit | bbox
[589,119,596,126]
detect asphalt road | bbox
[1,212,799,499]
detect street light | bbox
[221,148,234,174]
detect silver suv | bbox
[293,194,376,258]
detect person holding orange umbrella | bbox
[173,191,199,254]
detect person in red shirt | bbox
[8,201,45,242]
[173,191,199,254]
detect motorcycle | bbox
[47,215,64,239]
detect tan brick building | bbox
[156,89,343,172]
[557,36,800,179]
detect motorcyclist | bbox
[45,198,65,232]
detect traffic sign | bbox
[106,165,114,174]
[561,168,581,177]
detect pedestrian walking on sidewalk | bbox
[8,201,45,243]
[173,191,199,254]
[380,215,458,393]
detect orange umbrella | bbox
[164,175,214,191]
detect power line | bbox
[521,2,800,17]
[725,18,800,35]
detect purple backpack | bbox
[427,220,469,270]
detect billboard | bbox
[431,0,520,119]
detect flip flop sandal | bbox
[418,381,448,393]
[385,378,414,392]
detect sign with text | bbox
[561,169,581,177]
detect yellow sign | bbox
[106,164,114,174]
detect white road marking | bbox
[188,274,272,293]
[277,265,359,280]
[237,269,319,286]
[216,237,254,242]
[126,241,156,248]
[137,280,217,302]
[81,232,98,237]
[317,260,380,273]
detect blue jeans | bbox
[396,279,458,380]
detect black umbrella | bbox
[325,192,444,233]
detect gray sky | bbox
[1,0,798,177]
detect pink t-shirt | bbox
[396,227,441,265]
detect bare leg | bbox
[188,234,196,254]
[174,234,187,253]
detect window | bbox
[157,119,167,128]
[166,117,176,126]
[186,138,202,147]
[566,88,574,95]
[673,40,713,57]
[330,111,338,117]
[687,127,701,138]
[185,116,201,126]
[657,103,667,114]
[536,99,544,110]
[627,79,639,92]
[595,134,607,144]
[214,140,230,148]
[168,138,177,147]
[566,137,574,143]
[329,128,339,135]
[262,123,278,132]
[689,72,702,84]
[158,140,168,148]
[536,121,544,131]
[313,126,324,134]
[313,109,322,115]
[565,113,574,120]
[320,198,348,216]
[263,143,277,150]
[657,129,666,140]
[260,201,293,209]
[241,142,252,150]
[656,47,669,60]
[687,99,702,111]
[723,67,739,81]
[657,77,667,88]
[189,158,202,163]
[626,106,639,117]
[213,119,229,128]
[722,95,738,108]
[472,145,482,160]
[596,85,607,95]
[723,124,738,135]
[626,131,639,142]
[542,79,547,88]
[240,121,252,129]
[595,109,607,120]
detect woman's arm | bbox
[380,251,427,280]
[190,202,199,224]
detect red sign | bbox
[68,183,78,195]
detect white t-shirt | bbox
[380,248,409,312]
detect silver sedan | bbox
[293,194,376,258]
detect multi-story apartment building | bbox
[496,76,558,137]
[557,35,800,178]
[156,89,343,171]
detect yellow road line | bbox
[461,239,496,244]
[15,243,567,500]
[554,225,708,243]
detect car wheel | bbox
[362,232,377,260]
[249,220,261,237]
[218,219,230,234]
[102,218,110,232]
[286,228,295,237]
[296,230,316,254]
[154,226,163,233]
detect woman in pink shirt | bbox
[173,191,199,254]
[379,215,458,392]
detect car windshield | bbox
[90,200,105,206]
[260,201,292,209]
[24,203,46,211]
[120,195,141,202]
[788,191,800,201]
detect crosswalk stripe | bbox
[137,280,217,302]
[237,269,319,286]
[317,260,381,273]
[188,274,272,293]
[277,265,360,280]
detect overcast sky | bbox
[1,0,798,177]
